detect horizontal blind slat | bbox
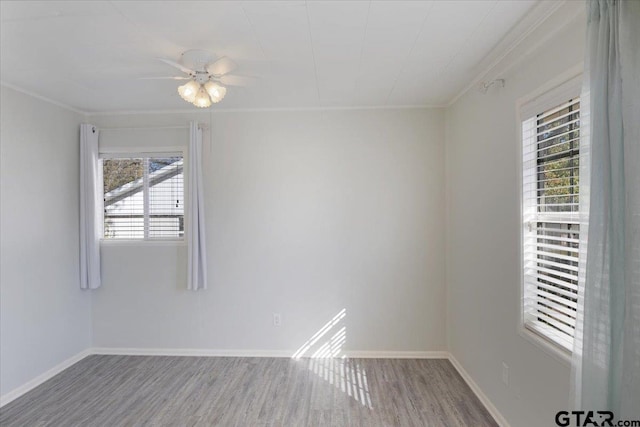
[535,117,580,138]
[525,278,578,299]
[535,107,579,127]
[533,233,580,245]
[525,257,579,273]
[535,99,580,122]
[528,249,579,264]
[530,272,578,292]
[533,311,575,336]
[535,303,577,325]
[528,288,578,309]
[528,241,580,254]
[534,296,578,318]
[533,265,579,282]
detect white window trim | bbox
[99,145,186,154]
[100,239,186,247]
[516,73,583,364]
[99,147,187,243]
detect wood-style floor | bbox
[0,355,497,427]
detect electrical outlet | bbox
[273,313,282,327]
[501,362,509,386]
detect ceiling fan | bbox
[148,49,254,108]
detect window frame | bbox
[99,146,186,244]
[517,73,584,363]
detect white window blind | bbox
[102,154,184,240]
[522,95,582,352]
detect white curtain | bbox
[187,121,208,291]
[79,123,102,290]
[571,0,640,418]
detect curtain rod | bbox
[97,124,209,131]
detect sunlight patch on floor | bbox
[291,308,372,408]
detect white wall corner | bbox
[447,0,584,107]
[448,354,510,427]
[0,349,93,408]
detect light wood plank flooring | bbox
[0,355,497,426]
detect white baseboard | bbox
[0,349,92,408]
[91,347,449,359]
[344,350,449,359]
[447,354,510,427]
[91,347,294,358]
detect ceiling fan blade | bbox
[219,74,256,87]
[157,58,194,75]
[207,56,238,76]
[139,76,190,80]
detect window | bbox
[101,154,184,240]
[521,78,585,353]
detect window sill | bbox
[100,239,186,247]
[518,322,572,366]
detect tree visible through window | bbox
[102,154,184,240]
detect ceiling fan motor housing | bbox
[193,71,210,84]
[180,49,216,72]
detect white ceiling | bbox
[0,1,538,113]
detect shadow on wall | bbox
[292,309,373,409]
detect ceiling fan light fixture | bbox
[178,80,199,103]
[158,51,245,107]
[204,81,227,103]
[193,85,212,108]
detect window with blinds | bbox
[102,154,184,240]
[522,95,582,352]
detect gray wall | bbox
[0,86,92,395]
[91,108,447,353]
[445,6,585,427]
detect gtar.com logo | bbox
[555,411,640,427]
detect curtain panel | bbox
[187,121,208,291]
[571,0,640,418]
[79,123,102,290]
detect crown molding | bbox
[0,81,88,115]
[1,81,442,116]
[446,0,584,107]
[86,109,210,116]
[85,103,444,116]
[207,104,447,112]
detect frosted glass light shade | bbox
[178,80,199,103]
[204,82,227,103]
[193,85,212,108]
